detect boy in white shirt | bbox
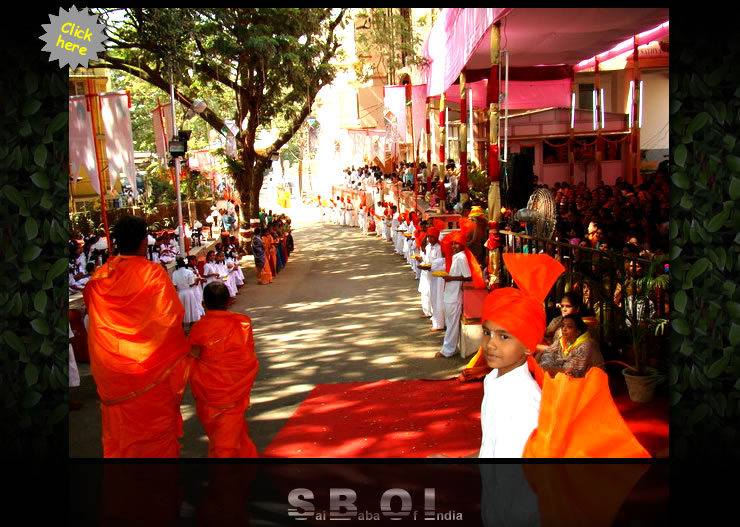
[432,253,565,458]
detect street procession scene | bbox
[69,8,670,460]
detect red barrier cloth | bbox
[260,377,668,458]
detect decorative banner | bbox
[384,110,399,161]
[151,102,173,162]
[411,85,428,152]
[100,91,137,199]
[384,85,407,144]
[69,95,99,193]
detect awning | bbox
[422,8,670,97]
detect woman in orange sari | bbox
[251,228,272,285]
[263,228,277,277]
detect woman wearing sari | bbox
[538,314,604,378]
[251,228,272,285]
[263,228,278,277]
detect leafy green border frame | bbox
[670,17,740,460]
[0,25,68,458]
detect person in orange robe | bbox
[83,215,192,458]
[263,229,277,277]
[189,281,259,458]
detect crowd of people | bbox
[71,158,665,459]
[313,192,650,458]
[78,216,259,457]
[251,209,295,286]
[312,191,609,373]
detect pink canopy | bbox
[422,8,670,97]
[435,77,572,111]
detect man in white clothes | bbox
[419,227,441,318]
[428,238,446,332]
[436,232,472,358]
[390,206,400,250]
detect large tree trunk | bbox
[234,158,267,221]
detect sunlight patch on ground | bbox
[369,355,398,365]
[181,404,196,421]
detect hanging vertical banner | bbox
[384,85,407,144]
[69,95,99,192]
[100,91,137,199]
[224,119,239,159]
[152,102,173,162]
[384,111,400,161]
[411,85,428,153]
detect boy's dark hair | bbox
[113,215,147,254]
[85,262,95,273]
[203,281,230,310]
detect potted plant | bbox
[555,248,668,402]
[617,255,669,402]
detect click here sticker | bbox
[40,6,107,69]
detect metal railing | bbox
[494,230,669,358]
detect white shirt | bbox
[443,251,471,304]
[171,267,195,291]
[479,362,541,458]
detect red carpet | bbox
[261,379,669,458]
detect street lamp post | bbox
[169,69,186,256]
[168,68,207,256]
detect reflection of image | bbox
[480,464,653,527]
[480,465,540,527]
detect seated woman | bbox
[535,293,586,357]
[538,314,604,378]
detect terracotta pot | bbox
[622,367,659,403]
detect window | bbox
[578,83,594,110]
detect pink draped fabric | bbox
[434,77,571,111]
[411,85,428,151]
[69,95,99,193]
[575,21,669,72]
[421,8,511,97]
[100,92,137,198]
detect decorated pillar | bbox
[568,78,576,185]
[438,94,446,164]
[487,23,501,223]
[426,98,432,193]
[487,23,502,287]
[459,71,469,201]
[630,36,642,185]
[595,56,603,188]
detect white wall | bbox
[640,69,669,152]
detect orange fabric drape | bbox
[523,358,650,458]
[189,311,260,458]
[522,464,651,527]
[459,353,650,458]
[263,233,277,277]
[83,255,191,457]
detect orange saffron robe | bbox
[188,311,259,458]
[460,352,650,458]
[83,255,191,458]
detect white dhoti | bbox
[440,299,463,357]
[429,257,446,330]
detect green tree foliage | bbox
[0,32,69,459]
[94,8,347,219]
[671,17,740,461]
[354,8,429,85]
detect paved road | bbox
[69,202,470,458]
